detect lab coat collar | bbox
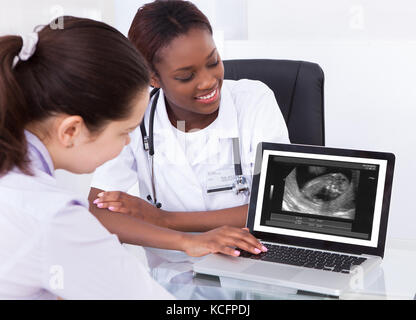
[152,91,188,164]
[151,85,240,167]
[24,130,55,177]
[214,81,240,139]
[153,83,240,150]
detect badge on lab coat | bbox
[206,165,236,194]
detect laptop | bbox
[193,143,395,296]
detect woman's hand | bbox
[93,191,166,226]
[181,226,268,257]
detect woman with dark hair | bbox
[0,15,262,299]
[89,0,286,269]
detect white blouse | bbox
[0,131,173,299]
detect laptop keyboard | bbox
[238,243,367,274]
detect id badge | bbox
[206,165,235,194]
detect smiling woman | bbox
[89,0,289,275]
[129,0,222,132]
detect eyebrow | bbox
[173,48,217,72]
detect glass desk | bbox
[157,270,339,300]
[125,238,416,300]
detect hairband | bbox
[12,32,39,69]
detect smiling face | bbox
[152,27,224,130]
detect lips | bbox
[195,87,219,104]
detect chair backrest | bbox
[223,59,325,146]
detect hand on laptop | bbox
[181,226,268,257]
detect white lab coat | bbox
[91,79,290,277]
[0,131,173,300]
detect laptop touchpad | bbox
[243,263,302,280]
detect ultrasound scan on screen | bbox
[281,166,359,220]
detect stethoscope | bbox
[140,88,250,208]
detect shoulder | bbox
[223,79,274,100]
[223,79,276,113]
[222,79,279,122]
[0,169,89,223]
[221,79,290,147]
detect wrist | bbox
[131,196,146,218]
[178,232,194,254]
[154,209,170,228]
[134,198,170,228]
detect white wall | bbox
[0,0,114,34]
[1,0,415,240]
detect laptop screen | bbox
[253,150,388,248]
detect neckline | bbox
[171,115,219,136]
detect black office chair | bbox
[223,59,325,146]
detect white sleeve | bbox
[90,142,138,192]
[42,204,174,300]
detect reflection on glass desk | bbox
[158,271,340,300]
[152,261,391,300]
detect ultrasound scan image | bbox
[282,166,359,220]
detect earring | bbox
[67,143,74,148]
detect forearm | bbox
[89,188,266,258]
[164,205,248,232]
[88,188,186,250]
[89,187,248,233]
[94,209,188,249]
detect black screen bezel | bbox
[246,143,395,258]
